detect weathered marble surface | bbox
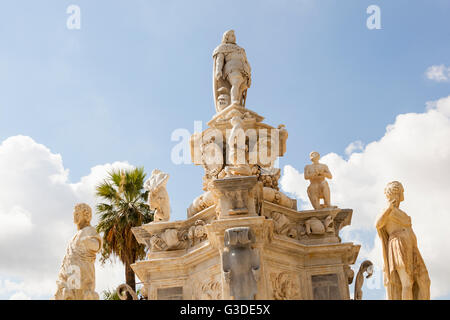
[145,169,170,222]
[222,227,260,300]
[213,30,251,111]
[376,181,430,300]
[130,30,363,301]
[54,203,101,300]
[304,151,333,210]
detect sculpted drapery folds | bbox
[213,30,251,112]
[376,181,430,300]
[54,203,102,300]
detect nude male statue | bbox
[376,181,430,300]
[304,151,332,210]
[54,203,102,300]
[213,30,251,111]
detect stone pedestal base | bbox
[212,176,262,219]
[131,204,359,300]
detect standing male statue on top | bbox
[213,30,251,112]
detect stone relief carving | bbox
[149,228,185,251]
[272,212,297,238]
[344,264,355,285]
[222,227,260,300]
[148,219,210,252]
[263,209,353,244]
[201,136,224,178]
[145,169,170,222]
[193,279,223,300]
[263,187,296,209]
[258,167,280,190]
[212,176,262,218]
[304,151,333,210]
[213,29,251,111]
[54,203,102,300]
[270,271,300,300]
[324,215,335,233]
[376,181,430,300]
[305,217,325,235]
[187,191,215,218]
[305,216,334,235]
[188,220,208,246]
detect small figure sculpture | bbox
[213,30,251,111]
[304,151,333,210]
[225,111,252,176]
[54,203,102,300]
[144,169,170,222]
[376,181,430,300]
[222,227,260,300]
[354,260,373,300]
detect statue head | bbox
[310,151,320,163]
[222,30,236,44]
[384,181,404,206]
[73,203,92,229]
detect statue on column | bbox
[304,151,333,209]
[376,181,430,300]
[144,169,171,222]
[213,29,251,112]
[54,203,102,300]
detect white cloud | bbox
[425,65,450,82]
[281,95,450,299]
[345,140,364,156]
[9,292,31,300]
[0,206,33,241]
[0,135,134,299]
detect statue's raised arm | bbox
[213,30,251,112]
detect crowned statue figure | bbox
[213,30,251,112]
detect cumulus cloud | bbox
[0,135,134,299]
[281,95,450,299]
[344,140,364,156]
[425,64,450,82]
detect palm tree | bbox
[95,167,153,298]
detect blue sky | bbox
[1,0,449,299]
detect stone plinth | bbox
[212,176,262,219]
[131,203,359,300]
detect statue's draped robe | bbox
[55,226,101,300]
[377,207,430,300]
